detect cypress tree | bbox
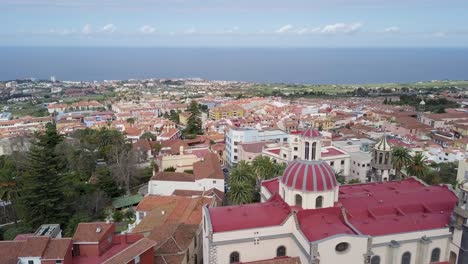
[19,123,70,228]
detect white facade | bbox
[148,178,224,195]
[225,127,288,167]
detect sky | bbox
[1,0,468,47]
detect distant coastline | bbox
[1,47,468,84]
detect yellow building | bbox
[178,112,190,126]
[209,105,245,120]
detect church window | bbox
[315,196,323,208]
[230,252,240,263]
[305,142,310,160]
[311,142,317,160]
[431,248,440,262]
[295,194,303,207]
[371,256,380,264]
[335,242,349,253]
[401,252,411,264]
[379,153,383,164]
[276,246,286,257]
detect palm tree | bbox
[228,181,254,205]
[391,146,412,179]
[229,161,255,186]
[334,170,346,184]
[407,153,428,180]
[251,156,285,182]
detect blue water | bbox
[1,47,467,84]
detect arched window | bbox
[230,252,240,263]
[311,142,317,160]
[304,142,310,160]
[431,248,441,262]
[315,196,323,208]
[276,246,286,257]
[385,153,389,164]
[371,255,380,264]
[379,153,383,164]
[295,194,302,207]
[401,252,411,264]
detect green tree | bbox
[18,123,70,229]
[228,180,254,205]
[164,166,176,172]
[184,100,203,136]
[96,167,123,198]
[347,178,361,184]
[407,153,428,179]
[64,213,90,237]
[391,146,412,179]
[228,161,256,204]
[140,132,156,141]
[0,156,19,224]
[126,118,135,125]
[334,171,345,184]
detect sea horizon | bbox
[2,46,468,84]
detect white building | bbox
[262,128,352,179]
[148,153,225,195]
[202,158,460,264]
[225,127,288,167]
[333,138,375,182]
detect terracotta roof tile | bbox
[102,238,156,264]
[18,236,50,257]
[72,222,114,243]
[151,172,195,182]
[193,152,224,180]
[42,238,72,260]
[0,241,24,264]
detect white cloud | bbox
[101,24,116,33]
[140,25,156,34]
[276,24,293,33]
[82,24,92,35]
[385,26,400,33]
[321,22,362,34]
[275,23,362,35]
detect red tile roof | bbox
[0,241,24,264]
[261,178,280,195]
[18,236,50,257]
[339,178,458,236]
[72,222,114,243]
[209,194,291,232]
[281,160,338,192]
[42,238,72,260]
[151,172,195,182]
[193,152,224,180]
[101,238,156,264]
[321,147,346,157]
[297,207,355,241]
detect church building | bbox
[202,131,464,263]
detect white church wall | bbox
[316,235,368,264]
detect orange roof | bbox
[101,238,156,264]
[72,222,114,243]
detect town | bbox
[0,77,467,264]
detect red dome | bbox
[281,160,338,192]
[301,128,321,138]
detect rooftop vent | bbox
[96,227,102,233]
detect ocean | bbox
[1,47,467,84]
